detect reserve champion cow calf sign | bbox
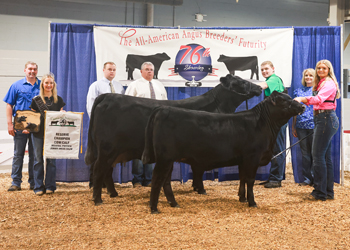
[44,111,83,159]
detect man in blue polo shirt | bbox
[256,61,286,188]
[3,61,40,191]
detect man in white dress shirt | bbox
[86,62,125,117]
[125,62,168,187]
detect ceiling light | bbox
[195,13,207,22]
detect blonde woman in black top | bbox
[30,73,65,196]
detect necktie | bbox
[149,81,156,99]
[109,81,115,93]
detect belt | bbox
[314,109,334,116]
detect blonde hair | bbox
[25,61,38,70]
[103,62,116,69]
[261,61,274,68]
[301,68,315,87]
[40,73,58,103]
[313,60,340,99]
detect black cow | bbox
[25,122,37,131]
[85,75,262,205]
[126,53,170,80]
[142,91,305,213]
[17,116,27,123]
[217,55,259,80]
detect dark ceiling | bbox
[116,0,183,6]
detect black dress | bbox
[30,96,66,138]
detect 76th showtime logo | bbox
[174,43,212,82]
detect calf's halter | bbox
[228,80,254,111]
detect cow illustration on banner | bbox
[217,55,259,80]
[94,27,293,87]
[43,111,83,159]
[126,52,170,80]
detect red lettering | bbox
[190,46,203,64]
[239,38,244,46]
[202,48,210,57]
[179,45,192,64]
[118,29,136,46]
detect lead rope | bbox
[271,132,314,160]
[258,131,314,185]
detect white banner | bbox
[94,27,293,87]
[43,111,83,159]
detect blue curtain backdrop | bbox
[288,26,341,184]
[50,23,341,184]
[50,24,97,182]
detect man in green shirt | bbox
[258,61,285,96]
[257,61,286,188]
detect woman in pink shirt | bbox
[294,59,340,201]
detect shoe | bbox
[133,183,142,188]
[326,194,334,200]
[258,181,270,186]
[304,193,326,201]
[35,191,44,196]
[30,185,34,190]
[46,190,54,194]
[264,182,281,188]
[8,185,21,191]
[298,182,309,186]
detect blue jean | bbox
[311,111,338,200]
[132,159,154,186]
[268,123,287,182]
[296,127,314,184]
[32,134,57,193]
[11,131,34,187]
